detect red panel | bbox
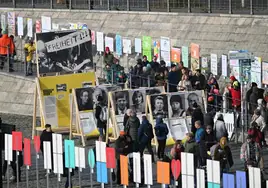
[24,138,31,166]
[12,131,23,151]
[106,147,116,169]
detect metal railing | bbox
[0,0,268,15]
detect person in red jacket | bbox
[228,81,241,111]
[248,121,263,147]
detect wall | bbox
[0,8,268,62]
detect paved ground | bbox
[1,113,268,188]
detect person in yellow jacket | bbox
[24,41,35,76]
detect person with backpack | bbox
[138,116,155,162]
[95,95,107,137]
[154,117,169,160]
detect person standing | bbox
[192,69,206,90]
[0,31,15,71]
[168,64,179,92]
[155,117,169,160]
[191,102,204,134]
[184,133,199,168]
[95,95,107,138]
[24,40,35,75]
[104,47,114,66]
[124,111,140,152]
[138,116,154,162]
[214,114,228,142]
[251,109,266,146]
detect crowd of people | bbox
[101,51,268,186]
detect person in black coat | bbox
[204,109,216,128]
[40,124,54,171]
[192,69,207,90]
[204,125,216,153]
[191,102,204,134]
[168,64,179,92]
[95,95,107,137]
[249,87,260,115]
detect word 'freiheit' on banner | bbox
[75,147,86,170]
[236,171,246,188]
[106,147,116,169]
[97,161,108,183]
[223,173,235,188]
[157,161,170,185]
[133,152,141,184]
[45,29,91,53]
[96,141,106,163]
[120,155,128,186]
[24,138,32,166]
[53,134,63,174]
[12,131,23,151]
[88,149,95,170]
[181,152,194,188]
[171,159,181,181]
[196,169,205,188]
[34,136,41,153]
[144,154,153,186]
[43,141,52,170]
[5,134,13,162]
[64,140,75,169]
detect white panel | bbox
[213,160,221,184]
[4,134,13,162]
[79,148,86,169]
[181,152,187,174]
[266,180,268,188]
[75,147,79,167]
[143,154,153,185]
[186,153,194,176]
[53,153,63,174]
[44,141,52,170]
[182,175,194,188]
[206,159,213,182]
[249,167,254,188]
[52,134,62,154]
[96,32,104,52]
[196,169,205,188]
[254,167,261,188]
[95,141,106,162]
[133,152,141,183]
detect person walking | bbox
[124,111,140,152]
[138,116,155,162]
[214,114,228,142]
[155,117,169,160]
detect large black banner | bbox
[36,29,93,74]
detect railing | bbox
[0,0,268,15]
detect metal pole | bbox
[16,151,19,188]
[46,169,49,188]
[147,0,150,12]
[110,169,113,188]
[241,83,245,143]
[0,121,2,188]
[69,0,72,10]
[36,154,39,188]
[127,0,130,11]
[107,0,110,10]
[229,0,232,14]
[147,75,150,87]
[129,73,132,89]
[88,0,91,10]
[250,0,253,15]
[13,0,16,8]
[188,0,191,12]
[26,166,29,188]
[208,0,211,13]
[31,0,34,8]
[167,0,170,12]
[7,46,10,73]
[79,169,82,188]
[50,0,53,9]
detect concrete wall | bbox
[0,72,37,116]
[1,8,268,62]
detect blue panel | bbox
[64,140,75,168]
[97,161,108,183]
[223,173,235,188]
[116,35,122,56]
[236,171,246,188]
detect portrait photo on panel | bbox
[168,93,186,118]
[185,90,203,116]
[150,94,168,119]
[92,86,108,107]
[76,88,94,111]
[113,91,130,115]
[130,89,146,114]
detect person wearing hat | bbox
[168,64,180,92]
[241,134,261,170]
[227,81,241,111]
[229,76,240,88]
[104,46,114,66]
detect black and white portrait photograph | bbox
[75,88,94,111]
[113,91,130,115]
[185,91,203,116]
[150,94,168,119]
[168,93,186,118]
[130,89,146,114]
[92,87,108,108]
[36,29,93,74]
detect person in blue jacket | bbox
[154,117,169,160]
[194,120,206,166]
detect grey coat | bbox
[214,120,228,141]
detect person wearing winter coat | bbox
[251,109,266,146]
[195,121,205,143]
[168,64,180,92]
[123,109,132,128]
[95,95,107,137]
[138,116,154,162]
[191,102,204,134]
[103,47,114,66]
[210,137,233,174]
[195,121,206,166]
[132,60,143,88]
[184,133,199,168]
[214,114,228,142]
[124,111,140,152]
[192,69,206,90]
[177,74,192,91]
[154,117,169,160]
[204,109,216,128]
[248,121,262,146]
[228,81,241,110]
[204,125,216,152]
[249,86,260,115]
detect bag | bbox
[144,123,154,139]
[99,106,107,122]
